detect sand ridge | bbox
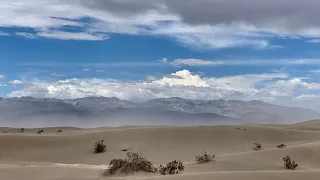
[1,123,320,179]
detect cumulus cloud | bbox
[1,0,316,49]
[9,69,314,107]
[0,74,4,79]
[9,80,24,85]
[154,70,209,87]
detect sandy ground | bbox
[1,121,320,180]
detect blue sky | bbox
[1,0,320,110]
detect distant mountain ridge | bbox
[0,96,319,127]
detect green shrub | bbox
[105,152,157,175]
[283,156,298,170]
[159,160,185,175]
[93,139,106,154]
[253,143,262,151]
[195,151,215,164]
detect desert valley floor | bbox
[2,121,320,180]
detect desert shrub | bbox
[277,144,286,148]
[57,130,62,133]
[159,160,185,175]
[19,128,25,133]
[105,152,157,175]
[253,143,262,151]
[93,139,106,154]
[121,147,132,152]
[195,151,215,164]
[37,129,44,134]
[283,156,298,170]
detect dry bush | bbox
[105,152,157,175]
[195,151,215,164]
[277,144,286,148]
[93,139,106,154]
[253,143,262,151]
[283,156,298,170]
[37,129,44,134]
[19,128,25,133]
[57,130,62,133]
[121,147,132,152]
[159,160,185,175]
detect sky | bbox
[1,0,320,110]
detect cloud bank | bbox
[1,0,320,49]
[8,69,320,110]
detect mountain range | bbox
[0,96,319,127]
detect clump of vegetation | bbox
[105,152,157,175]
[159,160,185,175]
[253,143,262,151]
[195,151,215,164]
[19,128,25,133]
[37,129,44,134]
[57,129,62,133]
[283,156,298,170]
[93,139,106,154]
[121,147,132,152]
[236,127,247,131]
[277,144,286,148]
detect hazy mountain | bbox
[0,96,319,127]
[141,97,320,123]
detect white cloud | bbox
[154,69,209,87]
[37,30,109,41]
[158,58,167,63]
[51,73,65,77]
[169,58,320,67]
[171,59,224,67]
[310,69,320,74]
[15,32,36,39]
[146,75,157,81]
[9,69,320,109]
[82,69,91,71]
[0,0,301,49]
[306,39,320,43]
[8,69,292,103]
[9,80,24,85]
[0,31,10,36]
[0,74,4,79]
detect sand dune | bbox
[1,122,320,180]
